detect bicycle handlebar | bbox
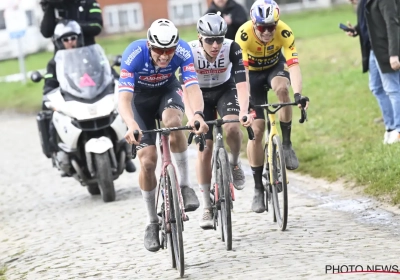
[130,121,202,159]
[253,97,309,124]
[187,116,255,150]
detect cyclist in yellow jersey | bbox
[235,0,309,213]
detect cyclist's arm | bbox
[229,41,249,116]
[182,84,204,121]
[282,34,302,95]
[179,42,203,119]
[118,91,136,129]
[117,43,138,129]
[234,30,251,100]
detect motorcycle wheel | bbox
[94,152,116,202]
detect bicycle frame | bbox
[211,120,235,203]
[155,127,189,234]
[255,88,307,188]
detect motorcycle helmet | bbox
[53,20,84,50]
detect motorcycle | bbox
[32,44,131,203]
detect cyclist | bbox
[118,19,208,252]
[235,0,309,213]
[182,13,253,229]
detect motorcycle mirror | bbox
[31,71,43,83]
[113,55,122,67]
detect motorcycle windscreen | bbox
[55,44,112,100]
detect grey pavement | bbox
[1,115,400,280]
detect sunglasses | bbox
[255,24,276,33]
[203,37,224,45]
[151,46,176,55]
[62,35,78,42]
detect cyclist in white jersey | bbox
[182,13,253,229]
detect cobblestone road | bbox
[1,115,399,279]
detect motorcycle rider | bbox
[42,20,136,173]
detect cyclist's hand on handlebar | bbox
[240,112,253,127]
[125,122,141,145]
[189,115,209,135]
[294,93,310,110]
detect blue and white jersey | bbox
[118,39,198,93]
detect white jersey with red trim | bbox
[187,39,234,88]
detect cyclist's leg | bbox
[159,80,199,212]
[133,90,160,252]
[247,71,268,213]
[269,60,299,170]
[195,91,216,229]
[216,84,245,189]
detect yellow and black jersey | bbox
[235,20,299,71]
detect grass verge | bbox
[0,265,7,280]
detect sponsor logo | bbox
[235,49,242,55]
[267,45,274,51]
[183,63,195,72]
[197,68,227,74]
[175,44,191,60]
[124,46,142,65]
[139,73,172,82]
[240,32,248,41]
[120,69,133,79]
[292,53,298,56]
[281,30,292,38]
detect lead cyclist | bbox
[118,19,208,252]
[235,0,310,213]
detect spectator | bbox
[205,0,248,40]
[365,0,400,144]
[345,0,397,144]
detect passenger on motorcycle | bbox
[118,19,208,252]
[42,19,136,173]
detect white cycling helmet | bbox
[147,19,180,48]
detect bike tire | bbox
[160,177,176,269]
[93,152,116,202]
[218,148,232,251]
[167,164,185,277]
[271,135,288,231]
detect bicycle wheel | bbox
[262,142,271,214]
[166,164,185,277]
[160,178,176,269]
[218,148,232,250]
[270,135,288,231]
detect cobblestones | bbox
[0,115,399,279]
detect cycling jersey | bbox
[187,39,246,88]
[235,20,299,71]
[118,39,198,93]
